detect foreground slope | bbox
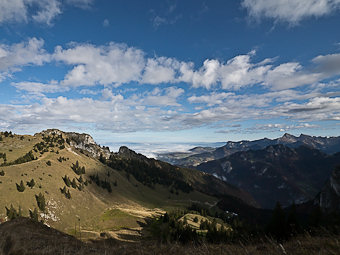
[1,217,340,255]
[0,129,255,239]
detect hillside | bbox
[1,217,340,255]
[197,144,340,208]
[0,129,255,240]
[315,165,340,213]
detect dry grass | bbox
[1,218,340,255]
[4,210,338,254]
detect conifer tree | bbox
[29,208,39,221]
[16,180,25,192]
[267,202,287,240]
[35,193,46,211]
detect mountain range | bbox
[197,145,340,208]
[157,133,340,167]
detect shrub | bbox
[0,170,5,176]
[46,160,51,166]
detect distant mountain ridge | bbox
[157,133,340,167]
[196,144,340,209]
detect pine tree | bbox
[27,179,35,188]
[35,193,46,211]
[16,180,25,192]
[287,203,300,236]
[63,175,71,187]
[65,189,71,199]
[267,202,287,240]
[29,208,39,221]
[71,178,77,189]
[6,205,17,219]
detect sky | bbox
[0,0,340,153]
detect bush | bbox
[46,160,51,166]
[0,170,5,176]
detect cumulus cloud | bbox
[142,57,178,84]
[0,0,94,26]
[30,0,61,25]
[54,42,145,86]
[0,0,61,25]
[0,38,50,81]
[242,0,340,25]
[2,38,340,93]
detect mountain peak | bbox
[279,133,298,143]
[118,146,146,161]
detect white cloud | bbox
[0,0,27,24]
[0,0,61,25]
[190,59,220,89]
[282,97,340,121]
[264,62,322,90]
[188,92,234,106]
[0,38,50,81]
[2,38,340,98]
[54,42,145,86]
[242,0,340,25]
[30,0,61,25]
[102,18,109,27]
[139,87,184,106]
[11,81,67,96]
[0,0,94,26]
[65,0,94,9]
[142,57,178,84]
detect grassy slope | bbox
[0,132,218,237]
[1,218,339,255]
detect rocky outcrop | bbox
[37,129,111,159]
[65,132,111,159]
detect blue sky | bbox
[1,0,340,152]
